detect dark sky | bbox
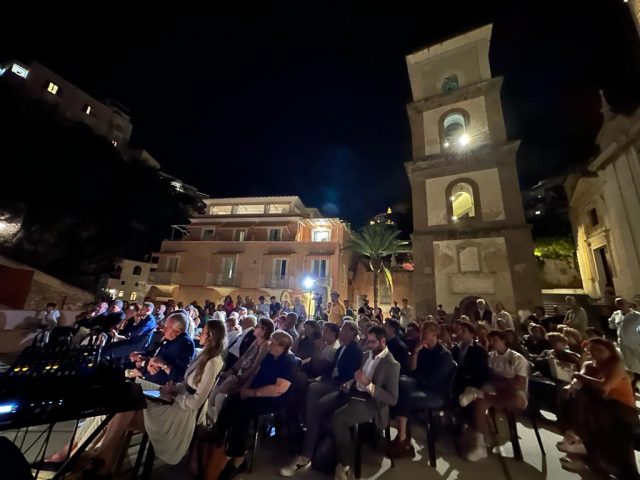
[2,1,640,228]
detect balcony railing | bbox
[314,276,332,287]
[206,273,240,287]
[148,271,182,285]
[264,275,290,289]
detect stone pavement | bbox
[5,411,628,479]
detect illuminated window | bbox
[312,229,331,242]
[312,259,327,277]
[47,82,59,95]
[11,64,29,79]
[268,204,290,214]
[443,112,466,146]
[442,74,459,93]
[235,204,265,215]
[268,228,282,241]
[202,229,214,240]
[233,229,246,241]
[118,290,124,298]
[209,205,232,215]
[130,292,137,301]
[84,104,93,115]
[450,182,475,219]
[111,139,118,147]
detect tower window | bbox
[443,112,466,146]
[132,265,142,275]
[589,208,599,226]
[46,82,59,95]
[450,182,475,219]
[84,104,93,115]
[442,74,459,93]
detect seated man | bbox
[522,323,552,356]
[384,318,409,374]
[213,331,298,480]
[127,311,195,386]
[224,315,257,369]
[281,326,399,479]
[390,320,456,456]
[451,321,489,398]
[331,326,400,480]
[304,322,341,378]
[103,302,157,359]
[279,320,362,476]
[459,329,529,461]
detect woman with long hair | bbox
[556,337,640,478]
[84,318,226,475]
[207,317,274,422]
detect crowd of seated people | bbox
[30,292,640,480]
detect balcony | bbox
[148,271,182,285]
[264,275,291,289]
[315,276,332,287]
[206,273,240,287]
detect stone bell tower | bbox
[404,24,541,315]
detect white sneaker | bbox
[459,387,481,407]
[466,433,488,462]
[334,463,350,480]
[279,456,311,477]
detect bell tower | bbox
[404,24,541,315]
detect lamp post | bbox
[302,277,315,320]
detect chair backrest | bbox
[445,361,458,400]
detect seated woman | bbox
[48,318,225,476]
[207,317,274,422]
[459,330,529,462]
[213,331,298,480]
[536,332,582,374]
[522,323,551,356]
[292,320,322,362]
[556,337,640,478]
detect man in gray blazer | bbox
[332,325,400,480]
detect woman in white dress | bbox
[86,318,225,475]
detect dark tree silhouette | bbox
[0,83,193,290]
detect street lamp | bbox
[302,276,315,319]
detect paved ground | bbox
[4,410,627,479]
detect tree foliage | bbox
[533,236,576,261]
[347,223,410,306]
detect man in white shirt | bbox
[292,296,307,321]
[608,297,640,373]
[491,302,515,331]
[256,296,270,319]
[399,298,415,327]
[224,315,257,369]
[38,302,61,329]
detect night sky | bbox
[2,1,639,228]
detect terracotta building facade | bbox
[148,196,351,307]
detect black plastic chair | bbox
[353,422,394,479]
[411,363,458,468]
[488,403,545,461]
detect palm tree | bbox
[348,223,410,307]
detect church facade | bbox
[404,25,541,315]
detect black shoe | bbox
[219,458,248,480]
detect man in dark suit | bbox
[128,312,194,385]
[279,321,362,475]
[384,318,409,374]
[472,298,493,323]
[224,315,257,370]
[96,300,126,331]
[451,321,489,397]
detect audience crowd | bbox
[33,292,640,479]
